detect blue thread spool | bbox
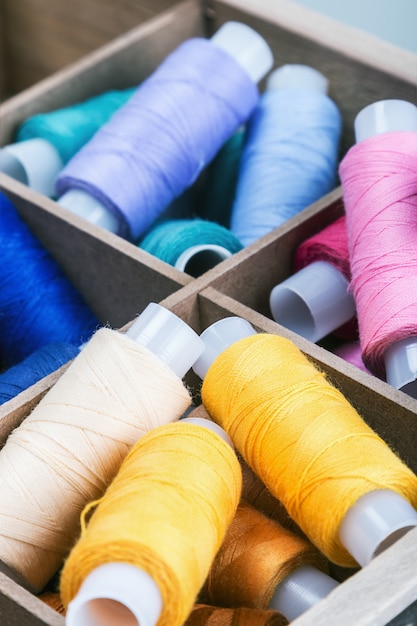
[0,88,135,197]
[56,23,273,239]
[0,192,99,367]
[0,342,80,405]
[230,64,342,247]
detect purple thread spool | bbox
[57,22,273,240]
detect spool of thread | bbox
[230,64,342,247]
[38,591,67,616]
[138,218,243,277]
[192,316,417,570]
[0,303,203,592]
[56,22,273,239]
[269,216,357,343]
[60,417,242,626]
[187,404,300,534]
[0,192,99,368]
[184,604,289,626]
[37,596,289,625]
[0,88,136,197]
[201,500,338,622]
[199,126,246,228]
[0,342,79,405]
[339,99,417,396]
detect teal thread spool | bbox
[0,87,136,197]
[139,218,243,277]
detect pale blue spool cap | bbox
[0,138,63,196]
[355,99,417,395]
[57,22,273,235]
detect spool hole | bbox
[80,598,140,626]
[0,151,28,184]
[182,248,230,277]
[270,287,315,340]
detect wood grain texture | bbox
[0,573,64,626]
[1,0,182,95]
[0,0,204,143]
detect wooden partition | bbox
[1,1,417,623]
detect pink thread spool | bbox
[340,99,417,396]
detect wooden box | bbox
[0,0,182,98]
[1,1,417,624]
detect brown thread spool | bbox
[184,604,288,625]
[200,500,335,620]
[38,591,67,616]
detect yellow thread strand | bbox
[60,422,242,626]
[0,328,191,591]
[202,333,417,567]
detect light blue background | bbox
[291,0,417,53]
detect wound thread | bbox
[0,327,191,591]
[339,131,417,376]
[0,342,79,405]
[201,333,417,567]
[0,192,98,367]
[16,88,136,165]
[201,500,327,610]
[185,604,288,625]
[56,38,258,240]
[230,89,342,247]
[60,422,242,626]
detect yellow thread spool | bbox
[61,420,242,626]
[198,327,417,568]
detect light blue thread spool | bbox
[230,64,342,247]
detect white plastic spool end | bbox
[211,21,273,84]
[338,490,417,568]
[174,244,232,277]
[0,149,28,184]
[384,337,417,398]
[269,565,339,621]
[58,189,121,234]
[0,138,63,196]
[66,562,163,626]
[354,99,417,143]
[125,302,205,378]
[181,416,234,447]
[266,64,328,94]
[192,316,257,380]
[269,261,356,343]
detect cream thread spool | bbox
[0,303,204,592]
